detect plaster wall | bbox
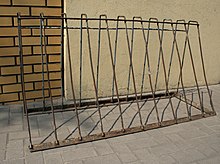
[64,0,220,100]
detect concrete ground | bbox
[0,84,220,164]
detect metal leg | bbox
[17,13,33,149]
[64,14,82,140]
[106,15,125,131]
[155,19,176,123]
[171,20,191,119]
[141,19,161,126]
[41,13,59,144]
[60,13,65,109]
[195,23,215,113]
[40,14,46,111]
[111,18,119,101]
[185,23,204,116]
[79,15,83,106]
[83,14,104,136]
[123,16,144,128]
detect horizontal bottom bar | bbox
[30,111,216,152]
[27,91,176,114]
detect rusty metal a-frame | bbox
[17,13,216,152]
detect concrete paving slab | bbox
[25,152,44,164]
[157,154,176,164]
[1,158,25,164]
[149,142,180,156]
[92,140,114,156]
[0,84,220,163]
[0,133,7,149]
[83,154,122,164]
[6,148,24,160]
[170,149,206,164]
[0,149,6,161]
[198,155,220,164]
[43,152,63,164]
[61,147,97,162]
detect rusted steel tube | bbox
[41,13,59,144]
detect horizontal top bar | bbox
[17,15,199,26]
[18,26,187,32]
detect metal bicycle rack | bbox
[17,13,216,152]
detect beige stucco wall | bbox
[64,0,220,100]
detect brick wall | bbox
[0,0,63,104]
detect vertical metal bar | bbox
[60,14,64,109]
[155,19,176,122]
[41,13,59,144]
[83,14,104,136]
[64,14,82,140]
[139,18,148,99]
[201,91,204,111]
[189,92,194,117]
[122,16,144,128]
[111,18,119,101]
[17,13,33,149]
[195,22,215,113]
[171,20,191,119]
[141,19,160,126]
[79,15,83,106]
[175,21,193,119]
[126,18,135,100]
[176,22,188,91]
[96,16,102,94]
[155,20,165,91]
[105,15,125,131]
[154,22,162,92]
[185,23,204,116]
[40,14,46,110]
[167,21,176,84]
